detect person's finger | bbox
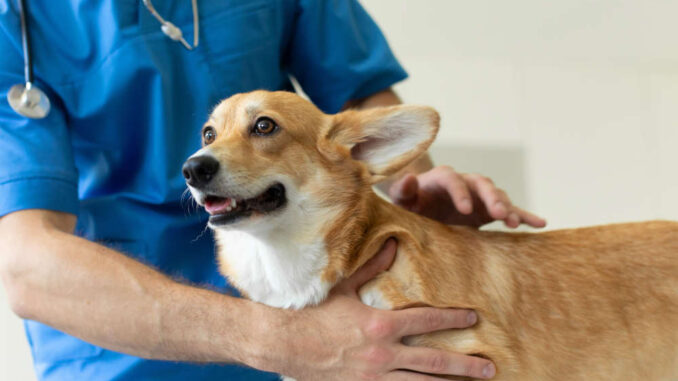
[392,307,477,337]
[437,168,473,215]
[393,346,496,379]
[496,189,513,208]
[334,238,397,295]
[503,212,521,229]
[386,370,458,381]
[495,190,519,228]
[389,174,419,207]
[513,207,547,228]
[462,174,508,220]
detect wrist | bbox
[153,284,272,364]
[235,299,293,373]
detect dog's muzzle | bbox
[182,155,219,188]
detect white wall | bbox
[2,1,678,379]
[362,0,678,229]
[0,286,34,380]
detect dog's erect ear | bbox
[323,105,440,182]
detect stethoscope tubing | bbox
[8,0,199,119]
[17,0,33,87]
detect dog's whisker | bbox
[181,188,203,217]
[192,222,211,243]
[180,188,193,214]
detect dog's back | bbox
[360,201,678,380]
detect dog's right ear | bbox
[320,105,440,183]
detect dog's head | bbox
[183,90,439,233]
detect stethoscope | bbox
[7,0,200,119]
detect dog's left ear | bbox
[322,105,440,183]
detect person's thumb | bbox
[333,238,397,296]
[389,174,419,207]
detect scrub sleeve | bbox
[0,31,79,218]
[286,0,408,113]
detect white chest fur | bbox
[216,230,332,309]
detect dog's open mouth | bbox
[204,183,286,225]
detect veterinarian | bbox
[0,1,545,380]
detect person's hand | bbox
[389,166,546,229]
[269,239,496,380]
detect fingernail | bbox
[466,311,477,325]
[482,363,496,378]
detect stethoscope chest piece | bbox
[8,82,50,119]
[10,0,51,119]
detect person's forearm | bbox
[0,211,495,380]
[345,88,434,193]
[0,210,270,365]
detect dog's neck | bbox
[215,228,333,309]
[214,189,382,309]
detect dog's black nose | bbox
[182,156,220,187]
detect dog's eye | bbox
[202,126,217,145]
[252,117,278,136]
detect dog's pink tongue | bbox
[205,198,231,215]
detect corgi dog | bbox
[182,90,678,380]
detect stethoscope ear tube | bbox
[7,0,51,119]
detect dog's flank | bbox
[185,90,678,380]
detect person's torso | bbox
[5,0,296,379]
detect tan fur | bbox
[202,90,678,380]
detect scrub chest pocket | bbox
[199,2,289,95]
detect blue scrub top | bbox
[0,0,407,379]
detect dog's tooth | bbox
[226,205,232,212]
[232,199,237,208]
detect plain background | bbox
[2,1,677,379]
